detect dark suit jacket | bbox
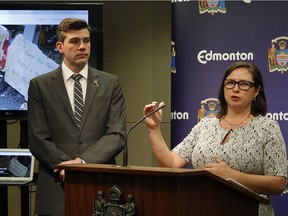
[28,66,126,216]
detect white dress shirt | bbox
[62,62,88,113]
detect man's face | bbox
[56,28,91,72]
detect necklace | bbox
[224,113,251,128]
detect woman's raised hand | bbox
[143,101,165,129]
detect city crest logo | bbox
[198,0,226,15]
[268,36,288,74]
[198,0,251,15]
[198,98,220,122]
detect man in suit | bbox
[28,18,126,216]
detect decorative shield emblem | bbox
[268,36,288,73]
[198,98,220,122]
[276,51,288,66]
[198,0,226,15]
[207,0,219,8]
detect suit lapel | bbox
[80,68,99,130]
[51,68,78,128]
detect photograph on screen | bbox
[0,10,89,112]
[0,154,32,177]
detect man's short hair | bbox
[56,18,91,42]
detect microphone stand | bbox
[122,103,166,166]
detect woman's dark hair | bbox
[217,62,267,118]
[56,18,91,43]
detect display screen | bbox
[0,2,103,120]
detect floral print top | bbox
[172,116,287,216]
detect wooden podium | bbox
[56,164,268,216]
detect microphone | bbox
[122,102,166,166]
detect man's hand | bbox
[54,158,82,181]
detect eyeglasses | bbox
[224,79,256,90]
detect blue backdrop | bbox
[171,1,288,215]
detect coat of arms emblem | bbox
[268,36,288,74]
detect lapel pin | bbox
[94,80,99,87]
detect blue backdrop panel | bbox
[171,1,288,215]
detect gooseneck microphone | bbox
[122,103,166,166]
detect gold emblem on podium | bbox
[93,185,136,216]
